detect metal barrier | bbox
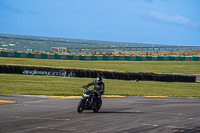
[0,51,200,61]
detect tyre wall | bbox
[0,65,196,82]
[0,51,200,61]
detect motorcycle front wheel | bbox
[77,100,84,113]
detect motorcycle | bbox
[77,86,102,113]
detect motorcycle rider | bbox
[83,76,105,99]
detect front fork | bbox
[84,97,97,108]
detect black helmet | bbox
[96,76,102,82]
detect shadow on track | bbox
[86,111,144,114]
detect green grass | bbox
[1,57,200,98]
[1,74,200,98]
[0,57,200,74]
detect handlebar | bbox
[82,86,100,94]
[82,86,99,93]
[82,86,88,89]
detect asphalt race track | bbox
[0,94,200,133]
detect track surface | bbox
[1,94,200,133]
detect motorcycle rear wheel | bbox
[93,98,102,113]
[77,100,84,113]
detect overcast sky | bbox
[0,0,200,46]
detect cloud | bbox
[149,11,200,30]
[0,1,39,16]
[145,0,154,3]
[129,0,166,3]
[150,11,190,24]
[25,10,38,15]
[0,1,24,14]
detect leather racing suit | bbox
[84,79,105,98]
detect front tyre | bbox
[77,100,84,113]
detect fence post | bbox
[65,46,197,55]
[58,47,60,53]
[79,48,81,54]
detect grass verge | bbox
[1,74,200,98]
